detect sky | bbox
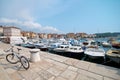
[0,0,120,34]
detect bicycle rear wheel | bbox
[6,54,19,64]
[20,56,30,70]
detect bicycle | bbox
[4,45,30,70]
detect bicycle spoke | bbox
[6,54,18,64]
[20,56,30,70]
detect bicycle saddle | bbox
[17,48,22,51]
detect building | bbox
[47,34,52,39]
[76,32,88,38]
[66,33,75,38]
[88,34,96,38]
[21,31,30,38]
[21,31,37,39]
[57,34,66,39]
[0,26,3,36]
[38,33,47,39]
[3,27,21,36]
[29,32,37,39]
[3,26,25,44]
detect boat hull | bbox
[106,49,120,63]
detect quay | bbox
[0,43,120,80]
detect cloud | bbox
[0,0,73,33]
[41,26,60,33]
[0,18,21,24]
[0,18,61,33]
[23,21,41,29]
[0,0,72,19]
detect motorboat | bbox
[21,43,35,49]
[34,43,48,51]
[111,41,120,49]
[82,39,98,48]
[65,46,84,54]
[101,41,111,47]
[106,49,120,63]
[84,47,105,59]
[53,44,69,53]
[48,43,61,52]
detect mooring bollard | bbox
[29,49,40,62]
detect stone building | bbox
[3,26,25,44]
[66,33,75,38]
[0,26,3,36]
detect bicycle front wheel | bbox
[6,54,19,64]
[20,56,30,70]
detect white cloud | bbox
[0,18,21,24]
[0,18,60,33]
[41,26,60,33]
[0,0,72,33]
[23,21,41,29]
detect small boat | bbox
[106,49,120,63]
[84,47,105,59]
[48,43,61,52]
[101,41,111,47]
[34,43,48,51]
[65,46,84,58]
[34,43,44,48]
[53,44,69,53]
[111,42,120,49]
[65,46,84,54]
[82,39,98,48]
[21,42,35,49]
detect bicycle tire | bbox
[6,54,19,64]
[20,56,30,70]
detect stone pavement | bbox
[0,43,120,80]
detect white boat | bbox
[53,44,69,53]
[106,49,120,63]
[101,41,111,47]
[65,46,84,54]
[48,43,61,52]
[84,48,105,59]
[82,39,98,48]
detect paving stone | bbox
[5,68,16,74]
[43,58,55,63]
[52,61,68,69]
[47,66,63,76]
[8,72,23,80]
[34,76,45,80]
[45,53,68,62]
[67,66,78,72]
[76,74,97,80]
[73,60,91,70]
[18,69,39,80]
[30,67,42,73]
[38,69,53,80]
[60,69,77,80]
[55,76,67,80]
[88,63,120,80]
[64,58,79,66]
[78,68,103,80]
[0,65,11,80]
[48,76,55,80]
[103,77,116,80]
[37,60,53,70]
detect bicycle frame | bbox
[11,52,21,61]
[5,45,30,70]
[5,46,21,62]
